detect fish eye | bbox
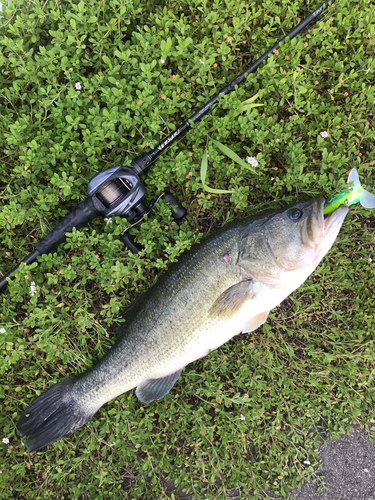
[288,208,303,221]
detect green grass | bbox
[0,0,374,498]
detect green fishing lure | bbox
[324,169,375,215]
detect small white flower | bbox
[34,335,37,339]
[75,82,81,90]
[0,328,5,334]
[366,68,370,75]
[105,218,112,224]
[160,59,165,63]
[304,460,311,465]
[169,417,171,421]
[247,157,258,167]
[369,258,373,263]
[240,414,246,421]
[321,131,329,138]
[199,59,205,65]
[2,437,9,445]
[276,138,280,142]
[244,393,249,398]
[271,177,275,181]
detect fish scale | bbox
[17,199,348,452]
[75,223,244,411]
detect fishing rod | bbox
[0,0,333,293]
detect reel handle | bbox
[120,192,187,254]
[120,232,143,254]
[162,193,187,220]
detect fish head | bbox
[239,198,348,284]
[267,197,348,269]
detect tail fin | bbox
[17,378,96,452]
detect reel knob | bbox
[120,232,143,254]
[162,193,187,220]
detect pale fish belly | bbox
[84,267,316,409]
[179,265,317,367]
[140,273,313,383]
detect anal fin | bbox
[135,369,183,404]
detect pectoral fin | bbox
[242,310,270,334]
[135,369,183,404]
[209,280,255,319]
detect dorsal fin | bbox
[112,291,151,339]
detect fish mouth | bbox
[300,197,349,270]
[311,197,348,263]
[304,197,348,259]
[317,197,326,233]
[321,198,349,235]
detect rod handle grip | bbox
[35,198,98,255]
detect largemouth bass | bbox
[17,199,348,452]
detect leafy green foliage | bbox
[0,0,374,498]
